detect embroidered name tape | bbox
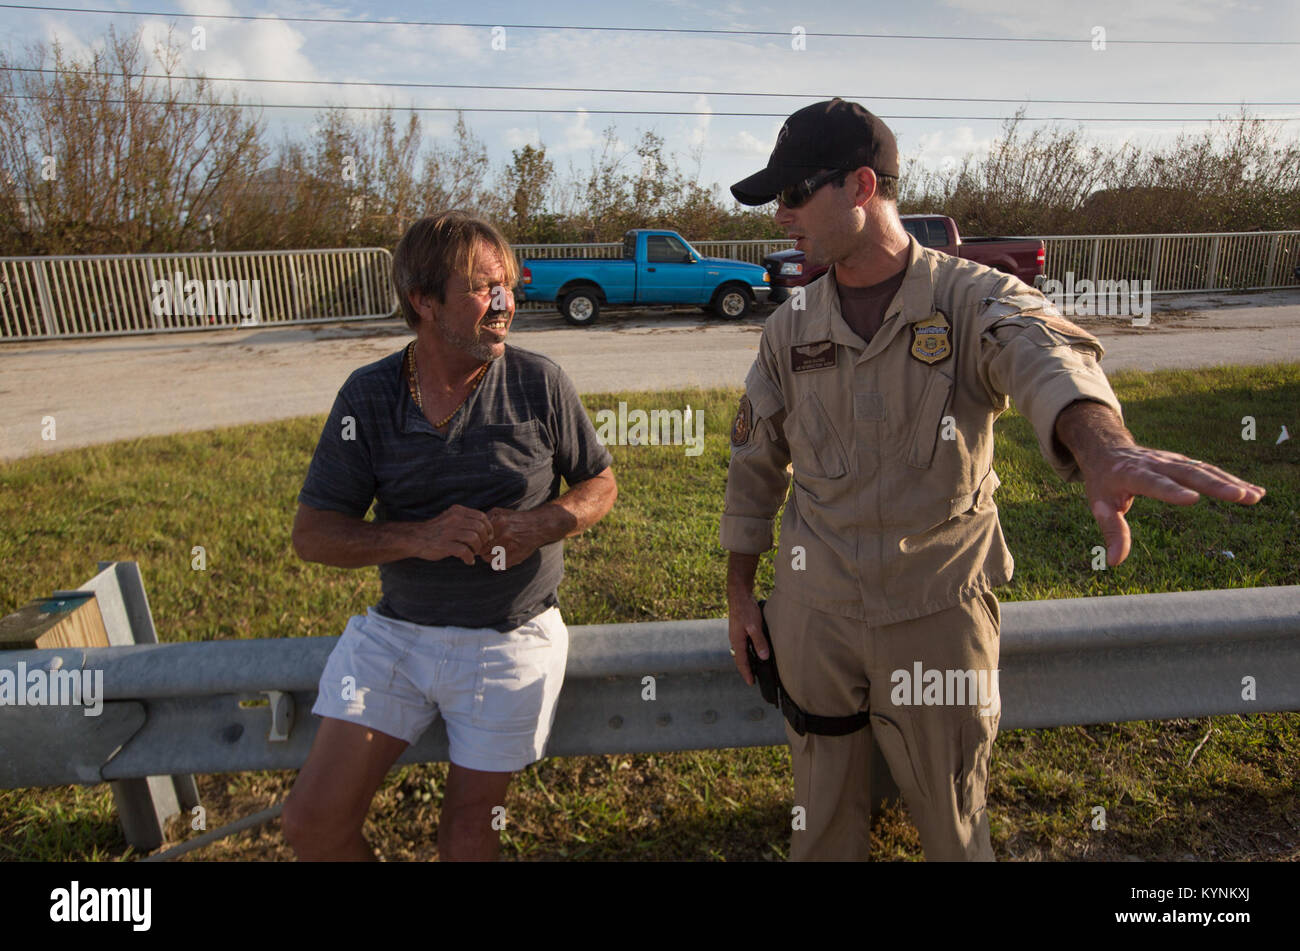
[791,340,836,372]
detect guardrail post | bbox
[34,260,57,337]
[1089,238,1100,287]
[1264,234,1280,287]
[86,561,196,850]
[144,259,161,330]
[1149,237,1162,292]
[1206,236,1221,290]
[288,255,303,320]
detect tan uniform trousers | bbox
[766,585,1001,862]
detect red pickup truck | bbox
[764,214,1045,302]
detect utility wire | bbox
[1,66,1296,108]
[0,4,1297,45]
[7,93,1297,122]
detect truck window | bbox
[902,219,950,248]
[646,235,690,263]
[623,234,636,260]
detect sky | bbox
[2,0,1299,205]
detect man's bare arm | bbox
[292,503,494,568]
[1052,399,1137,469]
[1053,399,1265,566]
[727,551,761,605]
[485,467,618,566]
[725,551,768,684]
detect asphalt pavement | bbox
[2,289,1298,462]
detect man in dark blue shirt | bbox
[282,212,617,861]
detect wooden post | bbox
[0,593,110,650]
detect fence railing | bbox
[1039,230,1300,295]
[4,230,1297,341]
[0,248,397,340]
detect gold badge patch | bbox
[911,311,952,365]
[731,395,753,447]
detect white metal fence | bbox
[1039,230,1300,295]
[3,231,1296,340]
[0,248,396,340]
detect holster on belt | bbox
[749,599,872,738]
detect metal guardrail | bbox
[0,247,397,340]
[0,562,199,849]
[3,585,1298,788]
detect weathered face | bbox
[424,242,514,362]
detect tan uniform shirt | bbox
[720,235,1124,624]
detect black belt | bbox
[751,599,872,737]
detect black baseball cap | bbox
[730,98,899,206]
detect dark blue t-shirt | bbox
[298,344,612,630]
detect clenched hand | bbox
[483,507,548,569]
[408,504,495,565]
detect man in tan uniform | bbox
[721,99,1265,861]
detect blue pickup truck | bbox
[520,229,771,326]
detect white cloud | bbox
[733,128,777,156]
[938,0,1243,35]
[502,125,544,149]
[688,94,712,147]
[906,126,995,172]
[33,14,94,60]
[551,109,604,156]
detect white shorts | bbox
[311,605,569,773]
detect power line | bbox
[0,4,1298,45]
[2,66,1296,108]
[7,93,1297,122]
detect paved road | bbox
[3,290,1299,462]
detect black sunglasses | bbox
[778,169,849,209]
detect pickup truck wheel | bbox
[713,284,752,319]
[560,289,600,326]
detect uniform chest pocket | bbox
[906,370,955,469]
[468,420,553,474]
[783,392,848,480]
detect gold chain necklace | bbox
[406,341,488,428]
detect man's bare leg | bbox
[438,764,514,862]
[282,717,408,861]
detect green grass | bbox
[1,364,1297,861]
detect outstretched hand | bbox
[1082,447,1265,566]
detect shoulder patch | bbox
[982,293,1094,341]
[731,395,753,447]
[982,291,1058,312]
